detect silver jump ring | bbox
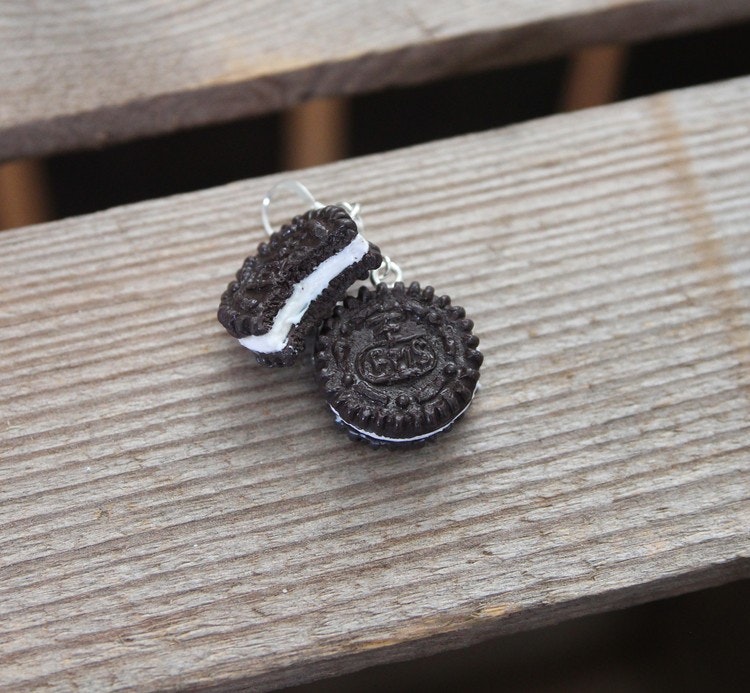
[370,256,403,287]
[261,180,323,236]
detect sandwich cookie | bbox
[314,281,482,447]
[218,193,382,366]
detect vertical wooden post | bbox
[561,45,628,112]
[282,97,349,170]
[0,159,53,230]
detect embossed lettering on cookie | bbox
[217,206,382,366]
[314,282,483,447]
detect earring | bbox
[217,181,382,366]
[217,181,482,446]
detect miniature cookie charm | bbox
[314,282,482,446]
[218,205,382,366]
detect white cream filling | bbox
[239,233,369,354]
[331,384,479,444]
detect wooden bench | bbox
[2,2,749,690]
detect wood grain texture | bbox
[2,77,750,690]
[3,0,750,161]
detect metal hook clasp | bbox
[260,180,364,236]
[261,180,323,236]
[370,255,403,287]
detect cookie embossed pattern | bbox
[315,282,483,447]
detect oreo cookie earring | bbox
[217,181,382,366]
[217,181,482,447]
[313,215,483,448]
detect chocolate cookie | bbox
[218,205,382,366]
[314,282,482,446]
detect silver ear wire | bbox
[261,180,323,236]
[261,180,366,236]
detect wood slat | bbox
[3,0,750,161]
[2,77,750,690]
[0,159,52,230]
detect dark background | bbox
[46,21,750,221]
[38,20,750,692]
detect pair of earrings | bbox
[218,181,482,446]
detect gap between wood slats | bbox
[3,0,750,159]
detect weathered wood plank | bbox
[3,0,750,160]
[1,77,750,690]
